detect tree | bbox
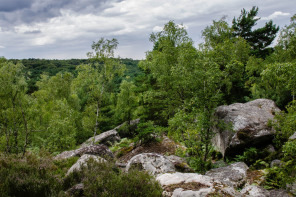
[232,6,279,58]
[31,72,79,152]
[202,18,251,103]
[0,58,30,153]
[272,14,296,62]
[116,80,138,124]
[87,38,125,139]
[169,55,225,173]
[140,21,198,124]
[201,17,233,50]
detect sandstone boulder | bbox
[81,130,121,148]
[213,99,280,156]
[240,185,270,197]
[269,189,293,197]
[66,154,106,176]
[156,172,241,197]
[125,153,175,175]
[54,144,114,160]
[205,162,248,188]
[289,132,296,140]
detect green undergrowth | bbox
[0,151,163,197]
[65,159,162,197]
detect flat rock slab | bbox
[81,129,120,148]
[54,144,114,160]
[205,162,248,188]
[213,99,280,156]
[125,153,176,176]
[66,154,106,176]
[156,172,241,197]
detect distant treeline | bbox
[9,58,142,93]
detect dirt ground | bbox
[117,136,185,163]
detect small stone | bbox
[270,159,284,168]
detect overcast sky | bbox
[0,0,294,60]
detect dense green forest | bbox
[0,6,296,196]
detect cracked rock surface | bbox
[125,153,176,175]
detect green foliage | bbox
[0,153,62,197]
[232,6,279,58]
[272,14,296,63]
[234,147,259,166]
[31,73,79,152]
[140,21,198,123]
[66,160,162,197]
[264,159,296,190]
[273,101,296,148]
[202,18,251,104]
[135,121,160,145]
[0,59,30,153]
[202,17,233,49]
[116,80,138,123]
[110,138,134,153]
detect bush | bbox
[66,160,163,197]
[134,121,160,145]
[0,153,62,197]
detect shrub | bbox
[0,153,62,197]
[134,121,160,145]
[66,160,163,197]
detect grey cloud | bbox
[24,30,41,34]
[0,0,120,29]
[0,0,32,12]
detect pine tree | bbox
[232,6,279,58]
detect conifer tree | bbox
[232,6,279,58]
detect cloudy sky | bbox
[0,0,294,60]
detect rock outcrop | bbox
[125,153,176,175]
[81,130,121,148]
[289,132,296,140]
[240,185,270,197]
[212,99,280,156]
[80,118,140,147]
[66,154,106,176]
[156,172,241,197]
[54,144,114,160]
[205,162,248,188]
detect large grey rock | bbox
[213,99,280,156]
[289,132,296,140]
[269,189,293,197]
[54,144,114,160]
[125,153,175,175]
[205,162,248,188]
[66,154,106,176]
[287,182,296,195]
[80,119,140,147]
[240,185,270,197]
[81,129,121,148]
[156,172,241,197]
